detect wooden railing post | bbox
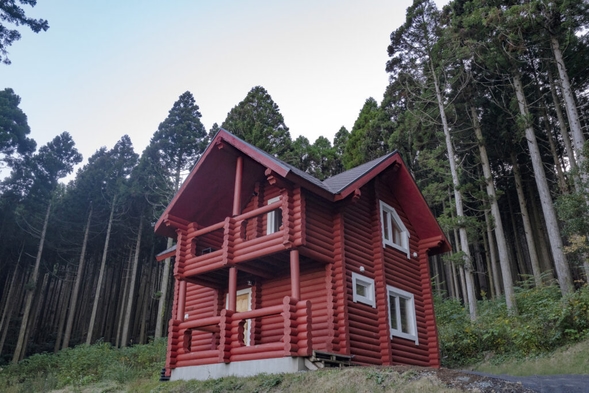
[167,318,181,369]
[218,309,233,363]
[290,249,300,300]
[281,296,298,356]
[296,300,312,356]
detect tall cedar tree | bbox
[221,86,293,161]
[149,91,208,339]
[9,132,81,362]
[387,0,479,318]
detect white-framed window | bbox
[387,285,418,345]
[352,272,376,308]
[266,196,282,234]
[379,200,410,258]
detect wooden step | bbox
[309,350,354,368]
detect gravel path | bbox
[466,371,589,393]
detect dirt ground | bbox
[393,366,537,392]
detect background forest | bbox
[1,0,589,366]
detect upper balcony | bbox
[172,190,305,280]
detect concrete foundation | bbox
[170,357,309,381]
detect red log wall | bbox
[376,178,437,367]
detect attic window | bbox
[266,196,282,234]
[380,201,410,258]
[387,285,418,344]
[352,272,375,308]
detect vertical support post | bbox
[290,249,300,300]
[233,156,243,216]
[177,280,186,320]
[228,267,237,311]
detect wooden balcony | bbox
[168,296,312,367]
[176,193,304,279]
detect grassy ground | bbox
[472,337,589,376]
[2,285,587,392]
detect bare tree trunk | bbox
[548,70,578,177]
[62,205,93,349]
[432,65,476,319]
[87,195,117,345]
[54,267,72,352]
[24,272,49,358]
[12,201,51,363]
[138,262,151,344]
[543,115,569,194]
[483,209,501,297]
[155,238,173,339]
[511,152,543,286]
[0,245,23,344]
[471,106,516,311]
[551,37,585,167]
[0,260,23,356]
[116,247,133,347]
[121,217,144,347]
[513,74,573,295]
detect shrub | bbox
[436,284,589,367]
[0,339,167,391]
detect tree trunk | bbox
[62,205,93,349]
[25,272,49,357]
[12,200,51,363]
[471,106,516,311]
[551,37,585,168]
[483,209,502,297]
[116,247,133,347]
[511,152,543,286]
[87,195,117,345]
[0,263,23,356]
[0,245,23,344]
[507,194,527,280]
[547,69,578,178]
[542,111,569,194]
[432,62,476,319]
[155,238,173,338]
[121,217,144,347]
[54,267,72,352]
[513,74,573,295]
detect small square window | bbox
[266,196,282,234]
[387,285,418,344]
[379,201,410,258]
[352,272,375,308]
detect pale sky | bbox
[1,0,448,177]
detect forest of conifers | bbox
[1,0,589,364]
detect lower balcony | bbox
[168,296,312,369]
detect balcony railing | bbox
[168,296,312,367]
[178,195,301,278]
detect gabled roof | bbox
[154,129,449,253]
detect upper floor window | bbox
[266,196,282,234]
[387,285,418,344]
[379,200,410,258]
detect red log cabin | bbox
[154,129,450,380]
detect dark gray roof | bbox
[323,152,396,194]
[221,128,396,196]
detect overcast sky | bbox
[2,0,448,177]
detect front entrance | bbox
[227,288,252,345]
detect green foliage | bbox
[436,285,589,367]
[0,339,167,391]
[221,86,292,161]
[343,97,391,169]
[0,88,36,163]
[0,1,49,65]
